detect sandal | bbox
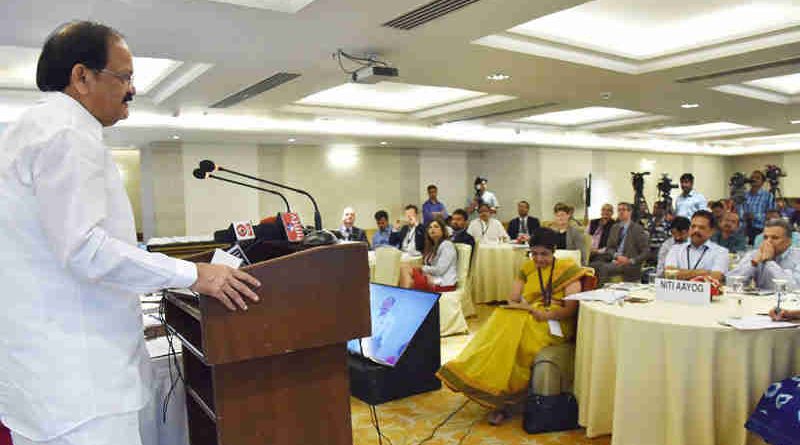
[487,409,510,426]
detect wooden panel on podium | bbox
[164,242,371,445]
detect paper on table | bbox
[564,289,628,303]
[720,315,799,330]
[548,320,564,337]
[211,248,243,269]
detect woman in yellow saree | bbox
[436,227,587,425]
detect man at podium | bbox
[0,22,260,445]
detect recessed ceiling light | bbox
[681,103,700,109]
[791,120,800,124]
[380,141,388,145]
[171,135,180,140]
[288,138,297,142]
[487,73,511,81]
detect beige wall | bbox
[111,150,142,233]
[143,143,743,237]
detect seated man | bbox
[467,203,509,243]
[449,208,475,250]
[711,212,747,253]
[729,219,800,290]
[753,209,800,247]
[589,202,649,283]
[390,204,425,255]
[664,210,729,280]
[333,206,368,243]
[587,203,615,260]
[655,216,690,277]
[372,210,392,248]
[709,200,725,230]
[506,200,540,243]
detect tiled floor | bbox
[351,304,612,445]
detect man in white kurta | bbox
[467,203,508,243]
[0,22,260,445]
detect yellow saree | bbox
[436,258,585,409]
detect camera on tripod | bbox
[631,171,650,194]
[630,172,650,222]
[765,165,786,195]
[655,174,678,212]
[473,176,488,206]
[728,172,752,205]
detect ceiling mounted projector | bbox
[351,66,399,84]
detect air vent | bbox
[383,0,483,30]
[442,102,558,124]
[675,56,800,84]
[210,72,300,108]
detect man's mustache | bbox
[123,92,134,103]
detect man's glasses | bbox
[95,68,134,86]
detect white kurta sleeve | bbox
[30,128,197,294]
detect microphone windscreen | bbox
[199,159,216,173]
[192,168,206,179]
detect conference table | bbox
[575,289,800,445]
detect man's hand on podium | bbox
[191,263,261,311]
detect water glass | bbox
[727,275,745,295]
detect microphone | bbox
[192,168,291,212]
[199,160,323,230]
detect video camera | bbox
[729,172,752,205]
[656,174,678,211]
[473,176,487,205]
[630,171,650,195]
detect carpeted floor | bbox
[350,304,612,445]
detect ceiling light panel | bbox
[744,72,800,95]
[508,0,800,61]
[517,106,646,126]
[649,122,765,138]
[296,81,486,113]
[203,0,318,13]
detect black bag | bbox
[523,359,579,434]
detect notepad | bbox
[564,289,628,303]
[719,315,800,330]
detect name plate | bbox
[655,278,711,306]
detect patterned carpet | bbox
[350,305,612,445]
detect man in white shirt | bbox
[674,173,707,218]
[467,203,508,243]
[0,22,260,445]
[665,210,729,280]
[655,216,690,277]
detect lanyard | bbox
[481,220,490,237]
[686,244,709,270]
[537,258,556,307]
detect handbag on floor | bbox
[523,359,579,434]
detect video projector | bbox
[351,66,399,84]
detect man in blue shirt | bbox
[372,210,392,248]
[422,184,448,225]
[740,170,775,244]
[674,173,707,218]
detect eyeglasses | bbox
[95,68,134,86]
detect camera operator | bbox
[740,170,775,244]
[674,173,707,218]
[467,176,498,219]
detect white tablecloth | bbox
[367,250,423,282]
[575,292,800,445]
[469,243,529,303]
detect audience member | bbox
[709,200,725,229]
[334,206,367,243]
[740,170,775,244]
[754,210,800,247]
[467,177,498,218]
[436,228,588,425]
[372,210,392,248]
[507,200,540,243]
[664,210,729,280]
[790,199,800,228]
[390,204,425,255]
[656,216,690,277]
[729,219,800,290]
[549,202,587,264]
[587,203,615,258]
[399,218,458,292]
[589,202,649,283]
[422,184,448,225]
[776,197,794,219]
[674,173,707,218]
[647,201,671,263]
[467,203,508,243]
[449,208,475,253]
[711,212,746,253]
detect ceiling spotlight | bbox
[380,141,388,145]
[486,73,511,81]
[791,120,800,125]
[681,103,700,109]
[171,135,180,140]
[288,138,297,142]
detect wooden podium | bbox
[164,243,371,445]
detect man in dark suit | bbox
[450,208,475,247]
[507,200,540,242]
[390,204,425,255]
[589,202,649,284]
[333,206,368,243]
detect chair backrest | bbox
[373,246,402,286]
[554,249,581,265]
[453,243,472,291]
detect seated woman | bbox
[548,202,587,264]
[436,228,587,425]
[399,217,458,292]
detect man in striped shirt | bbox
[740,170,775,244]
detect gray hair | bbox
[765,218,793,238]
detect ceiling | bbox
[2,0,800,155]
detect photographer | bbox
[740,170,775,244]
[467,176,498,219]
[674,173,707,218]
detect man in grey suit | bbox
[589,202,650,284]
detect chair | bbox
[554,249,581,266]
[581,232,592,266]
[530,269,597,396]
[373,246,402,286]
[439,243,473,336]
